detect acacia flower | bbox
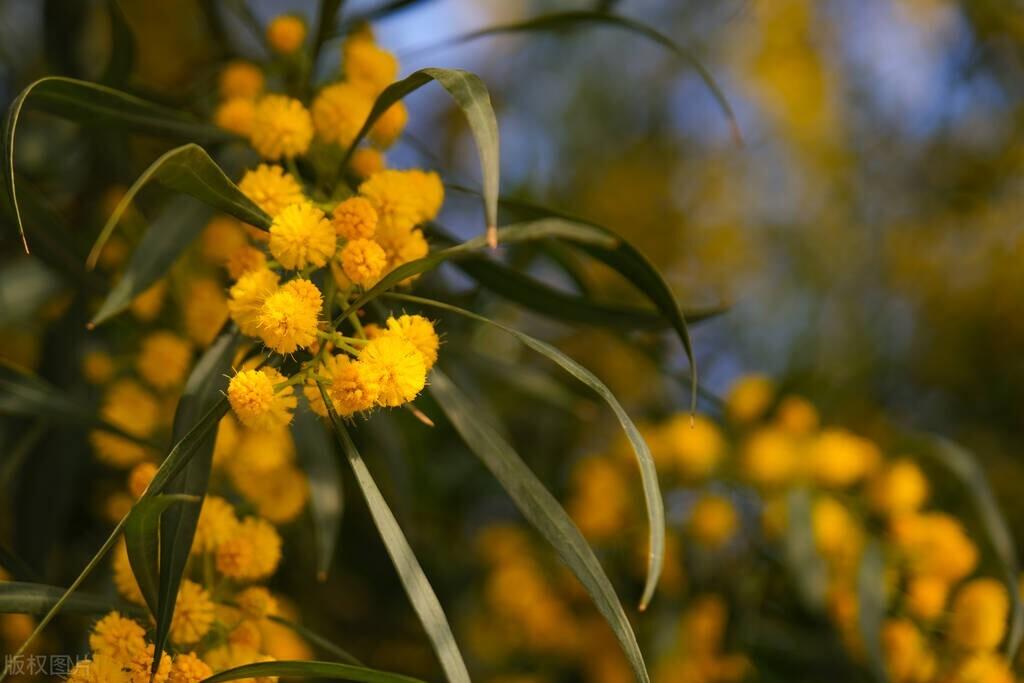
[250,95,313,160]
[228,268,280,337]
[89,612,146,664]
[359,335,426,407]
[256,279,322,353]
[267,14,306,54]
[137,331,192,390]
[332,196,378,239]
[227,368,297,430]
[340,238,387,287]
[215,97,256,136]
[170,580,215,646]
[219,61,264,100]
[343,37,398,94]
[169,652,213,683]
[311,82,374,147]
[238,164,305,218]
[385,314,439,369]
[268,202,336,269]
[305,353,381,416]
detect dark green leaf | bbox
[429,370,649,683]
[0,581,146,618]
[857,540,887,683]
[341,68,498,242]
[101,0,136,86]
[87,143,270,270]
[124,494,200,617]
[204,660,428,683]
[292,400,344,580]
[318,385,471,683]
[389,294,664,612]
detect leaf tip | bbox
[487,225,498,249]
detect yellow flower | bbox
[112,540,144,605]
[228,268,280,337]
[905,575,949,621]
[236,586,278,620]
[258,614,314,661]
[949,578,1009,652]
[813,496,861,560]
[68,654,131,683]
[130,280,167,322]
[775,394,819,433]
[220,61,264,100]
[407,169,445,220]
[661,413,725,479]
[216,516,282,581]
[91,380,159,467]
[359,335,427,406]
[124,644,172,683]
[213,414,241,468]
[340,238,387,287]
[343,37,398,93]
[688,494,738,548]
[82,350,115,384]
[359,169,441,234]
[869,458,929,517]
[376,225,429,275]
[370,102,407,149]
[192,495,240,554]
[311,82,374,147]
[350,147,385,177]
[807,428,881,487]
[267,14,306,54]
[128,461,157,499]
[89,612,147,664]
[137,331,192,390]
[256,279,322,353]
[228,620,263,649]
[891,512,978,582]
[229,424,295,474]
[227,368,297,430]
[226,245,268,279]
[234,463,309,524]
[385,314,439,369]
[250,95,313,160]
[184,278,230,347]
[740,426,798,488]
[947,653,1015,683]
[332,196,378,239]
[268,202,336,269]
[203,645,277,680]
[881,619,934,683]
[238,164,305,218]
[202,216,249,264]
[567,457,629,540]
[215,97,257,136]
[169,652,213,683]
[170,580,215,646]
[725,373,774,423]
[304,353,380,416]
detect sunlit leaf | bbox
[204,660,428,683]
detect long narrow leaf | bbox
[386,293,664,611]
[204,660,427,683]
[292,400,344,580]
[430,370,650,683]
[124,494,200,616]
[857,540,886,682]
[317,384,471,683]
[0,582,146,618]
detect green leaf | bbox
[341,68,499,243]
[124,494,200,617]
[783,488,828,610]
[90,198,211,326]
[857,540,887,683]
[204,660,428,683]
[318,385,471,683]
[150,329,238,676]
[387,293,664,612]
[3,77,233,252]
[87,143,270,270]
[429,370,650,683]
[403,10,739,143]
[101,0,136,86]
[0,581,146,618]
[312,0,346,73]
[292,400,344,580]
[335,218,618,325]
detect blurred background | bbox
[2,0,1024,681]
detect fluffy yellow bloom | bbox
[313,354,382,416]
[807,429,881,487]
[212,414,241,468]
[236,586,278,620]
[82,350,115,384]
[311,82,374,147]
[226,245,268,279]
[91,380,159,467]
[124,644,172,683]
[267,14,306,54]
[947,653,1015,683]
[112,540,144,605]
[67,654,131,683]
[258,613,314,661]
[215,97,256,136]
[130,280,167,322]
[268,202,336,269]
[688,495,738,548]
[184,278,230,347]
[949,578,1009,651]
[169,652,213,683]
[89,612,147,664]
[725,374,774,423]
[376,225,429,275]
[775,394,819,433]
[220,61,264,100]
[128,461,157,499]
[891,512,978,582]
[192,495,240,554]
[340,238,387,287]
[385,314,439,369]
[350,146,385,177]
[250,95,313,160]
[256,279,322,353]
[228,367,297,430]
[869,459,929,517]
[228,620,263,649]
[228,268,280,337]
[234,463,309,524]
[216,516,282,581]
[202,216,249,264]
[343,37,398,93]
[740,426,798,488]
[170,580,215,646]
[359,335,427,406]
[408,169,444,220]
[813,496,861,560]
[568,457,630,540]
[661,413,725,479]
[332,196,378,239]
[905,575,948,621]
[359,169,442,234]
[238,164,305,218]
[881,619,934,683]
[137,331,192,390]
[229,424,295,475]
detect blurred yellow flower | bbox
[662,414,725,480]
[725,374,775,423]
[238,164,305,218]
[250,95,313,160]
[214,97,256,136]
[170,580,215,646]
[688,494,738,548]
[219,61,264,100]
[949,578,1009,652]
[267,14,306,54]
[740,426,798,488]
[343,36,398,93]
[869,458,929,517]
[312,82,374,148]
[137,331,192,390]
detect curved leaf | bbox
[430,370,650,683]
[101,0,136,86]
[3,77,232,252]
[204,660,428,683]
[317,385,471,683]
[292,400,344,580]
[87,143,270,270]
[0,581,146,618]
[124,494,200,617]
[386,293,664,611]
[341,68,499,244]
[402,10,739,143]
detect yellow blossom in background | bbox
[236,586,278,620]
[89,612,146,664]
[216,516,282,581]
[948,578,1009,652]
[130,280,167,322]
[661,414,725,479]
[268,202,336,269]
[170,580,215,646]
[137,331,192,390]
[250,95,313,160]
[124,643,172,683]
[229,424,294,473]
[183,278,230,347]
[192,495,239,554]
[91,379,159,467]
[82,350,115,384]
[256,278,322,353]
[813,496,861,562]
[219,61,264,100]
[67,654,132,683]
[385,314,440,369]
[169,652,213,683]
[946,652,1015,683]
[332,196,378,239]
[344,36,398,93]
[228,268,280,337]
[869,458,929,517]
[725,374,775,423]
[881,619,934,683]
[775,395,819,434]
[340,237,387,286]
[359,334,427,406]
[306,353,381,416]
[370,101,408,149]
[312,81,374,147]
[807,428,881,487]
[568,457,630,540]
[359,169,442,234]
[227,367,297,430]
[905,575,949,621]
[350,147,385,177]
[688,494,738,548]
[234,463,309,523]
[741,426,798,488]
[128,462,157,499]
[266,14,306,54]
[891,512,978,583]
[214,97,256,136]
[238,164,305,218]
[226,245,268,279]
[202,216,249,264]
